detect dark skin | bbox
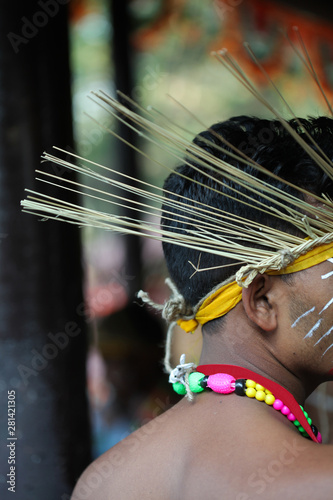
[71,261,333,500]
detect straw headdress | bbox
[21,31,333,376]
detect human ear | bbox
[241,274,277,332]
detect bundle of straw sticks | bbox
[21,28,333,284]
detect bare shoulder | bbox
[233,438,333,500]
[71,394,333,500]
[71,399,186,500]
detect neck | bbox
[199,320,309,404]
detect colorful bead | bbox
[172,371,321,443]
[281,405,290,416]
[245,387,256,398]
[188,372,205,393]
[206,373,236,394]
[234,379,246,396]
[311,424,318,437]
[273,399,283,411]
[199,375,209,389]
[255,390,266,401]
[265,394,275,405]
[173,382,186,395]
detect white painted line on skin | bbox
[321,270,333,280]
[304,319,323,339]
[321,258,333,279]
[314,326,333,346]
[319,297,333,315]
[321,342,333,358]
[291,306,315,328]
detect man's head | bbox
[161,115,333,318]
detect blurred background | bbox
[0,0,333,498]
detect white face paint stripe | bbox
[321,270,333,280]
[321,342,333,358]
[319,297,333,315]
[291,306,315,328]
[303,319,323,339]
[313,326,333,346]
[328,258,333,264]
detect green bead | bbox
[307,417,312,425]
[189,372,205,393]
[303,411,308,418]
[293,420,300,427]
[173,382,186,395]
[298,425,305,433]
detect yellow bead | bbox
[246,379,256,388]
[255,384,265,392]
[255,390,266,401]
[245,387,256,398]
[265,389,272,395]
[265,394,275,405]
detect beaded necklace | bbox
[171,363,322,444]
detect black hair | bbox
[161,115,333,307]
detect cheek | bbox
[287,291,315,330]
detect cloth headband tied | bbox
[178,241,333,333]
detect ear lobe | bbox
[241,274,277,332]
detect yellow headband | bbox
[177,241,333,333]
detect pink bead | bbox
[207,373,236,394]
[281,405,290,416]
[317,431,322,444]
[273,399,283,411]
[287,413,296,421]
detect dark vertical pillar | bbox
[0,2,91,499]
[110,0,142,297]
